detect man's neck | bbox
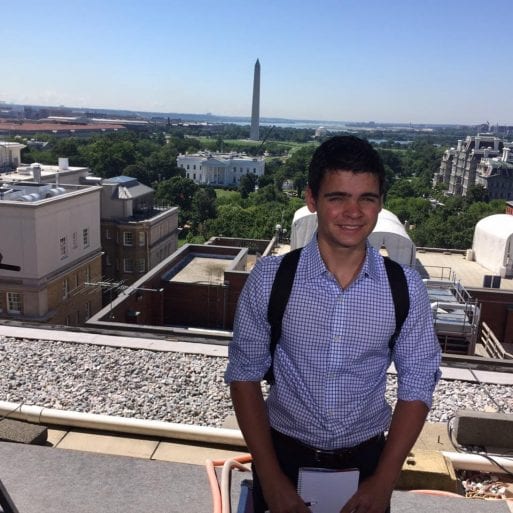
[317,239,367,289]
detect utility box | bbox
[454,410,513,449]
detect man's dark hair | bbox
[308,135,385,198]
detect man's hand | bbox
[262,472,312,513]
[340,475,393,513]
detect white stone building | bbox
[177,151,265,187]
[433,134,509,196]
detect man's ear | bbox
[305,186,317,213]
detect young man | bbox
[225,136,441,513]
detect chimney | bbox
[503,147,511,162]
[31,163,41,183]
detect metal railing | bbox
[480,322,513,359]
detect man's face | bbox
[306,170,382,252]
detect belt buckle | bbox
[313,447,343,465]
[312,448,326,464]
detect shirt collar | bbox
[301,235,383,284]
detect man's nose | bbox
[344,200,362,217]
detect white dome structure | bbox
[472,214,513,277]
[289,206,416,266]
[290,206,318,250]
[368,209,416,265]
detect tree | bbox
[466,185,489,204]
[155,176,199,224]
[239,173,258,199]
[292,172,307,197]
[191,187,217,230]
[122,164,150,184]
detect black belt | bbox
[271,429,384,465]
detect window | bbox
[105,255,112,267]
[83,228,89,248]
[138,232,145,246]
[123,258,134,273]
[136,258,146,273]
[85,265,91,283]
[60,237,68,258]
[85,301,91,320]
[105,229,112,240]
[75,273,79,288]
[123,232,134,246]
[72,232,78,249]
[63,278,69,299]
[6,292,22,313]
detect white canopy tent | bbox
[472,214,513,277]
[289,206,416,266]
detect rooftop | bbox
[415,249,513,290]
[1,324,512,512]
[0,162,90,184]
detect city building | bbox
[87,241,262,331]
[176,151,265,187]
[0,181,103,325]
[475,147,513,200]
[100,176,179,287]
[433,134,510,196]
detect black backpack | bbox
[264,248,410,384]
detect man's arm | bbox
[230,381,310,513]
[341,399,428,513]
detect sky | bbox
[2,0,512,125]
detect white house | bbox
[177,151,265,187]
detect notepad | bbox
[297,467,359,513]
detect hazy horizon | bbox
[3,0,512,126]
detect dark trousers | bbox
[252,429,389,513]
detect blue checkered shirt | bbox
[225,236,441,450]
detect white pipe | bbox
[442,451,513,473]
[0,400,245,447]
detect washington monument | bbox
[250,59,260,141]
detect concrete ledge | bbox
[0,419,48,445]
[454,410,513,449]
[397,450,458,493]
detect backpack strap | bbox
[264,248,302,384]
[383,256,410,351]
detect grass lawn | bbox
[215,188,240,201]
